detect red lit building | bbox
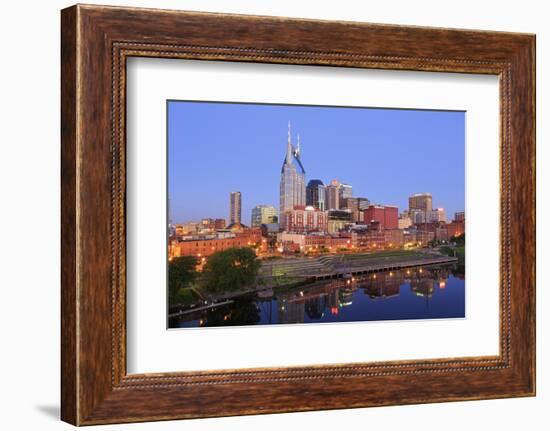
[363,205,398,230]
[446,221,465,238]
[384,206,398,229]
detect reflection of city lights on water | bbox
[439,281,446,289]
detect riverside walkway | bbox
[259,252,458,281]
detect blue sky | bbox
[168,101,465,224]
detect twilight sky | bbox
[168,100,465,225]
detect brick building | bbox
[169,229,263,258]
[282,205,328,233]
[363,205,398,230]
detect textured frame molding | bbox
[61,4,535,425]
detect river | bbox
[169,264,465,328]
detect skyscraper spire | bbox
[280,121,306,227]
[286,121,292,165]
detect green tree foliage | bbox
[168,256,198,304]
[202,247,261,293]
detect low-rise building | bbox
[398,216,412,229]
[282,205,328,233]
[446,220,465,238]
[170,229,263,258]
[327,209,352,234]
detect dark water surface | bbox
[169,264,465,328]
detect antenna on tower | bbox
[288,121,291,142]
[296,134,301,157]
[286,121,292,164]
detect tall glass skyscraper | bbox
[306,179,326,210]
[279,123,306,226]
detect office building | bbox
[229,191,242,225]
[363,205,398,230]
[326,179,340,210]
[251,205,278,227]
[306,179,326,210]
[409,192,433,212]
[339,183,353,203]
[280,123,306,225]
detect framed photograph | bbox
[61,4,535,425]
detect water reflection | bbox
[170,264,465,328]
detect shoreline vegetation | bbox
[168,241,464,318]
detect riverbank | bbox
[169,250,458,314]
[169,261,465,328]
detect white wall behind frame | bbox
[126,58,500,373]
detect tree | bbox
[168,256,198,304]
[202,247,261,293]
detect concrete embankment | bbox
[259,252,458,281]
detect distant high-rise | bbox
[364,204,398,230]
[409,192,433,212]
[251,205,278,227]
[306,179,326,210]
[410,207,446,224]
[326,179,340,210]
[279,122,306,226]
[357,197,371,211]
[430,208,447,223]
[229,191,242,225]
[339,183,353,203]
[342,196,370,223]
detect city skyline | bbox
[168,101,465,223]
